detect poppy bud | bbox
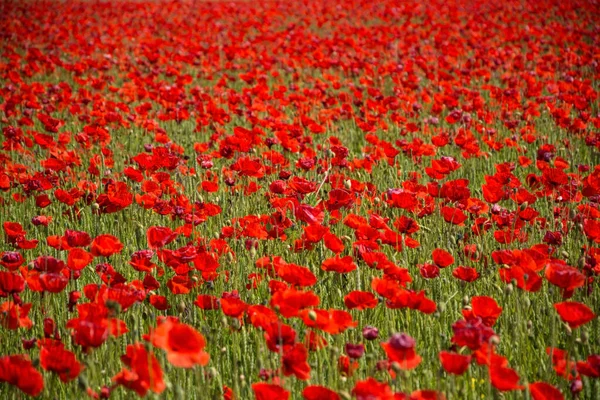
[462,296,470,307]
[362,326,379,340]
[99,385,111,399]
[581,330,589,344]
[504,283,514,294]
[308,310,317,321]
[570,379,583,396]
[345,343,365,359]
[178,301,186,314]
[43,318,55,338]
[92,203,99,210]
[22,338,37,350]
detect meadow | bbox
[0,0,599,398]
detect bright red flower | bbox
[381,333,421,370]
[270,287,320,318]
[439,351,471,375]
[554,301,595,328]
[0,355,44,396]
[0,301,33,330]
[452,266,480,282]
[67,248,94,271]
[576,355,600,378]
[544,260,585,297]
[146,226,178,249]
[252,382,289,400]
[466,296,503,327]
[489,355,524,391]
[91,234,124,257]
[0,271,25,294]
[321,255,357,273]
[39,339,82,382]
[147,317,210,368]
[352,377,395,400]
[432,248,454,268]
[529,382,564,400]
[113,343,165,397]
[302,385,340,400]
[282,343,310,380]
[300,309,357,334]
[344,291,378,310]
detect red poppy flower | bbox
[64,229,92,247]
[546,348,575,379]
[419,263,440,279]
[91,234,124,257]
[264,322,296,353]
[252,382,289,400]
[247,305,278,330]
[221,297,248,319]
[529,382,564,400]
[323,232,345,253]
[149,295,170,310]
[344,291,378,310]
[0,354,44,396]
[441,206,468,225]
[321,255,357,273]
[489,355,524,391]
[554,301,595,328]
[39,339,82,382]
[338,354,359,377]
[0,301,33,330]
[277,262,317,287]
[113,343,165,397]
[147,317,210,368]
[432,248,454,268]
[545,260,586,297]
[300,308,357,334]
[146,226,178,249]
[439,351,471,375]
[67,248,94,271]
[282,343,310,380]
[381,333,422,370]
[0,251,24,270]
[410,390,447,400]
[270,287,320,318]
[452,266,480,282]
[465,296,503,327]
[194,294,220,310]
[576,355,600,378]
[352,377,394,400]
[0,271,25,294]
[302,385,340,400]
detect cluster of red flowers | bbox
[1,0,599,398]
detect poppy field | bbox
[1,0,600,398]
